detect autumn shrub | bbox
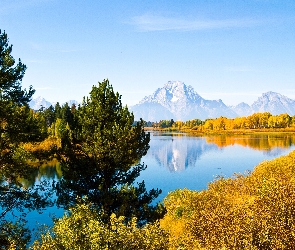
[32,203,168,250]
[22,137,61,153]
[21,137,61,163]
[161,150,295,249]
[31,147,295,249]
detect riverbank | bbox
[144,126,295,135]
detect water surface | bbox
[137,132,295,201]
[25,132,295,230]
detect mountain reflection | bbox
[146,133,218,172]
[146,133,295,172]
[22,133,295,183]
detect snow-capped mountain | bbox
[229,92,295,117]
[29,96,52,110]
[29,85,295,121]
[251,91,295,115]
[229,102,253,117]
[130,81,237,121]
[29,97,79,110]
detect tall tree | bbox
[0,30,50,248]
[0,30,34,105]
[56,79,165,224]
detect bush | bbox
[32,203,168,250]
[161,150,295,249]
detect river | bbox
[25,132,295,232]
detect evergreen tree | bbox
[0,30,50,248]
[56,79,165,224]
[0,29,35,148]
[54,102,62,119]
[0,30,34,105]
[42,105,55,126]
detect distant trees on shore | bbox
[144,112,295,131]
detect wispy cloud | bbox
[224,66,259,73]
[131,13,262,32]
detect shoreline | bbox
[144,127,295,135]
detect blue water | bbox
[137,132,295,202]
[24,132,295,236]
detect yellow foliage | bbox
[22,137,61,153]
[161,150,295,249]
[32,203,168,250]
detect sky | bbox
[1,0,295,107]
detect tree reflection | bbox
[206,134,295,151]
[147,133,295,172]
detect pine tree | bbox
[56,79,165,224]
[0,30,49,248]
[0,30,34,105]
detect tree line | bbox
[148,112,295,131]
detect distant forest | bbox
[146,112,295,131]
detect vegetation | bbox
[3,29,295,249]
[160,150,295,249]
[55,80,165,224]
[147,112,295,133]
[32,143,295,249]
[32,203,168,250]
[0,30,51,248]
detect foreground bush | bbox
[32,150,295,249]
[32,204,168,250]
[161,150,295,249]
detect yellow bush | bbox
[22,137,61,152]
[32,203,168,250]
[161,150,295,249]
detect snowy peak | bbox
[140,81,201,104]
[132,82,295,121]
[251,91,295,115]
[131,81,237,121]
[29,96,79,110]
[29,96,52,110]
[163,81,201,102]
[230,102,252,117]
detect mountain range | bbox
[129,81,295,121]
[29,96,79,110]
[29,81,295,121]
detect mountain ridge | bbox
[29,96,79,110]
[132,81,237,121]
[29,82,295,121]
[131,82,295,121]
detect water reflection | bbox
[146,133,295,172]
[148,134,217,172]
[23,133,295,183]
[21,132,295,231]
[205,134,295,152]
[21,159,62,188]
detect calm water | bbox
[137,132,295,202]
[25,132,295,231]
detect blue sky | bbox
[1,0,295,106]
